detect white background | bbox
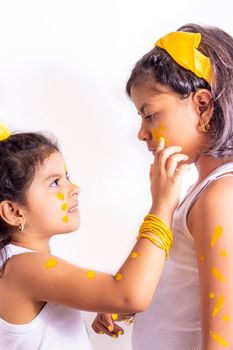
[0,1,232,349]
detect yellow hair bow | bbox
[155,32,212,84]
[0,123,11,141]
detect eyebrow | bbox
[45,171,68,181]
[138,103,149,115]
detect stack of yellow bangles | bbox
[137,214,173,259]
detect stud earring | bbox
[18,223,24,232]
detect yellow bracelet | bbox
[137,214,173,259]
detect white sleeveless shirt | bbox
[132,162,233,350]
[0,244,93,350]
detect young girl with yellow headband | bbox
[93,23,233,349]
[0,123,189,349]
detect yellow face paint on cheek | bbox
[211,225,223,247]
[130,252,138,259]
[61,203,68,211]
[152,124,168,145]
[115,273,122,280]
[57,192,65,201]
[45,258,57,269]
[86,271,96,279]
[209,330,228,347]
[62,215,69,223]
[212,295,224,317]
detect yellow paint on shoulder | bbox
[86,270,96,279]
[130,252,138,259]
[211,267,225,283]
[61,203,68,211]
[212,295,224,317]
[62,215,69,223]
[209,292,215,299]
[211,225,223,248]
[209,330,228,347]
[45,258,57,269]
[223,315,231,322]
[112,314,118,321]
[115,273,122,281]
[221,249,227,257]
[57,192,65,201]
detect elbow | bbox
[122,291,153,313]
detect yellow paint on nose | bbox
[61,203,68,211]
[62,215,69,223]
[211,225,223,248]
[45,258,57,269]
[86,270,96,279]
[57,192,65,201]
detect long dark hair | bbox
[0,132,59,276]
[126,23,233,158]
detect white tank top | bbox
[132,162,233,350]
[0,244,93,350]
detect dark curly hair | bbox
[126,23,233,158]
[0,132,59,276]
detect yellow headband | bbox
[0,123,11,141]
[155,32,212,84]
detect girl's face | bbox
[22,151,80,238]
[130,82,210,162]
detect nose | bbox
[69,182,80,198]
[137,124,151,142]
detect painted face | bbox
[130,82,207,162]
[23,151,80,237]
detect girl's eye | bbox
[145,113,157,121]
[51,179,60,187]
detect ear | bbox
[192,89,214,124]
[0,201,25,228]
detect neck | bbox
[10,233,51,254]
[194,153,233,185]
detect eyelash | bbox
[145,113,157,121]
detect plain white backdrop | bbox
[0,1,232,349]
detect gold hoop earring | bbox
[199,119,210,133]
[18,223,24,232]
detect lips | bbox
[68,203,79,213]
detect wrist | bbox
[149,207,173,229]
